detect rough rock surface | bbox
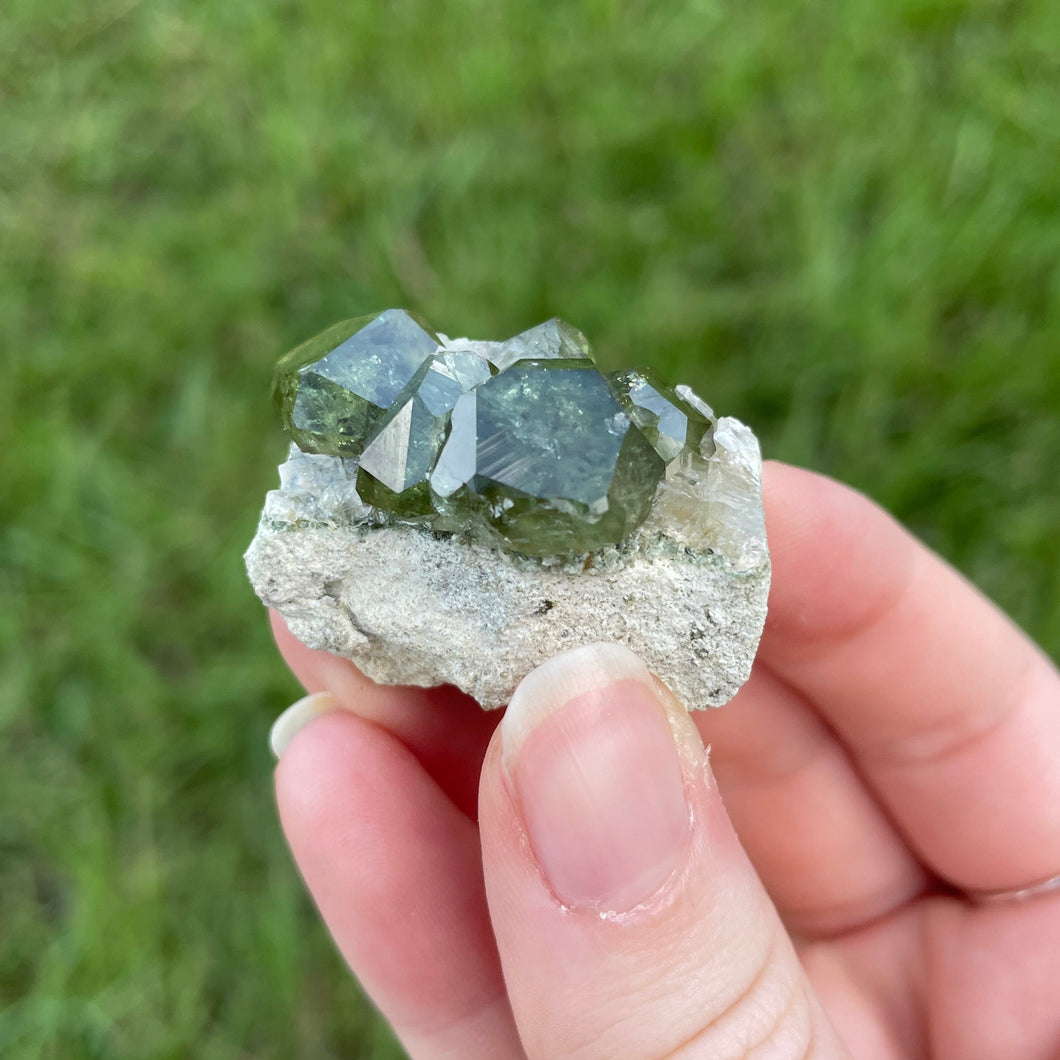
[245,415,770,710]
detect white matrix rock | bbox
[245,403,770,710]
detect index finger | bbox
[758,461,1060,894]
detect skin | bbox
[270,462,1060,1059]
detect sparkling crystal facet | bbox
[606,368,713,462]
[274,313,720,559]
[273,309,439,457]
[487,318,591,372]
[433,360,664,555]
[356,349,492,516]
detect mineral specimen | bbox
[247,311,770,709]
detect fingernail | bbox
[269,692,341,759]
[502,643,698,912]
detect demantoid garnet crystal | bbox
[271,309,715,558]
[273,309,441,458]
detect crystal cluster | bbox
[273,309,718,558]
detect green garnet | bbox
[274,311,715,557]
[273,309,440,457]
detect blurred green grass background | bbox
[2,0,1058,1055]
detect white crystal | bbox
[264,446,371,524]
[674,383,716,422]
[640,416,767,573]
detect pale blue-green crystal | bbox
[487,318,591,372]
[418,350,493,416]
[430,391,478,500]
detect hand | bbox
[268,462,1060,1059]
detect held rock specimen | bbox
[246,310,770,709]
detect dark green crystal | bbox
[606,368,712,462]
[473,361,654,534]
[274,312,712,558]
[355,350,492,516]
[429,360,664,555]
[273,309,439,457]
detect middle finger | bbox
[697,664,928,937]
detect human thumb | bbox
[478,643,851,1059]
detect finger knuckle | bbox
[658,927,819,1060]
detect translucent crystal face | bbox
[606,368,712,462]
[274,311,716,558]
[431,361,664,554]
[356,350,493,516]
[272,309,440,457]
[487,318,591,372]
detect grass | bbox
[2,0,1058,1055]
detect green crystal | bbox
[431,360,663,555]
[273,309,439,457]
[356,350,492,516]
[417,349,494,414]
[273,312,714,558]
[487,318,591,371]
[606,368,712,462]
